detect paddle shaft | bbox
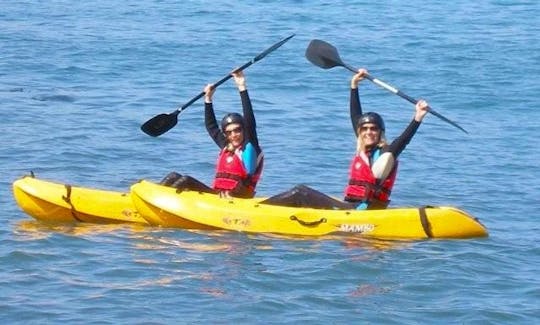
[174,59,261,117]
[141,34,295,137]
[340,62,468,134]
[173,34,295,117]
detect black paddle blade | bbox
[428,110,469,134]
[305,39,344,69]
[140,112,179,137]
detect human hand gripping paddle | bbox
[141,34,295,137]
[305,39,468,134]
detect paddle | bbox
[305,39,468,134]
[141,34,295,137]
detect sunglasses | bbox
[224,126,243,136]
[359,126,380,132]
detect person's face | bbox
[358,123,381,148]
[224,123,244,147]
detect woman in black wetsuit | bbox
[160,70,264,198]
[262,68,429,209]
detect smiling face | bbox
[224,123,244,148]
[358,123,381,149]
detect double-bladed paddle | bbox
[305,39,468,134]
[141,34,295,137]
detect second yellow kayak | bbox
[131,180,488,239]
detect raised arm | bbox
[232,70,261,154]
[204,83,227,148]
[350,69,369,136]
[386,99,430,157]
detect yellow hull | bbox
[131,180,488,239]
[13,176,148,225]
[130,181,218,230]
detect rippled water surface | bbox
[1,1,539,323]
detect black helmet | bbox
[221,113,244,131]
[358,112,385,131]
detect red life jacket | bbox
[212,147,263,198]
[343,150,398,204]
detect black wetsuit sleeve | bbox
[350,88,363,137]
[385,119,422,157]
[205,102,226,149]
[240,90,261,155]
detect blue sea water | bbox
[1,0,539,323]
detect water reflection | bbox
[14,219,414,253]
[13,220,147,240]
[339,236,413,251]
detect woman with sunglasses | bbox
[262,68,429,210]
[160,70,263,198]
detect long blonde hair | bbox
[356,130,387,153]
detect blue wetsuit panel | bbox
[242,142,257,175]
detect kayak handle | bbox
[290,215,327,227]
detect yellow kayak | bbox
[13,175,148,225]
[131,180,488,239]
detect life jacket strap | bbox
[347,180,392,196]
[215,172,255,187]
